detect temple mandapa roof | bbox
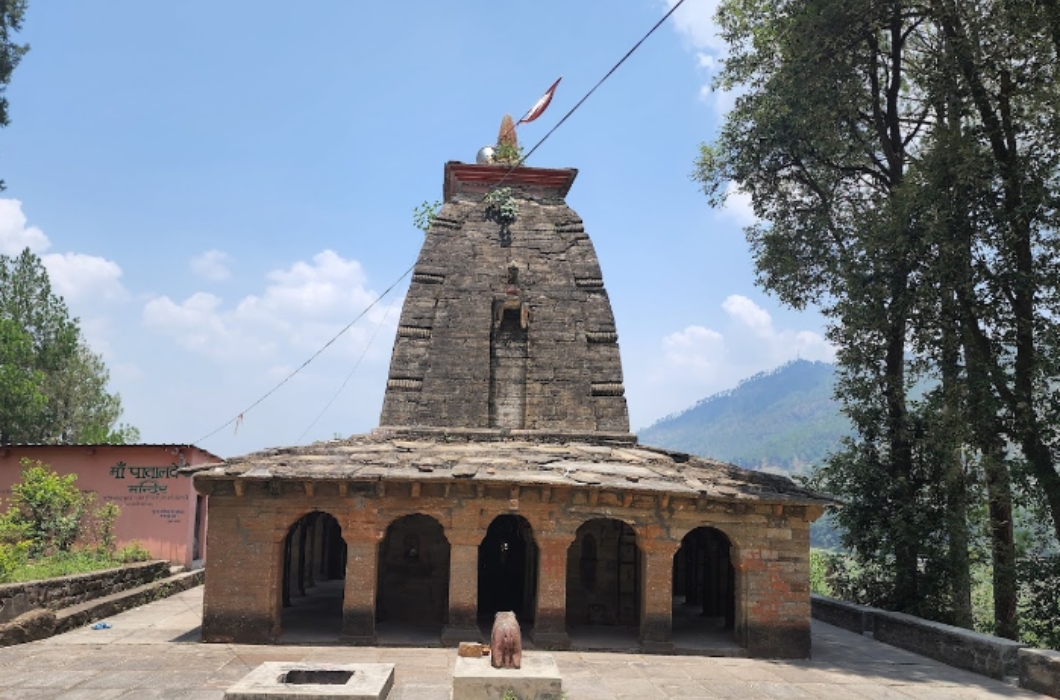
[186,429,832,506]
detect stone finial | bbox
[495,114,520,164]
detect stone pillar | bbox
[201,503,284,644]
[441,529,483,645]
[301,516,315,591]
[637,538,679,653]
[341,531,382,645]
[530,533,574,649]
[288,519,304,599]
[311,515,326,581]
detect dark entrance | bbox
[566,518,640,627]
[672,527,735,640]
[477,514,537,623]
[281,512,346,641]
[376,514,450,626]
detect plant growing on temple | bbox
[484,187,518,226]
[413,200,441,233]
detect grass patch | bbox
[2,543,153,584]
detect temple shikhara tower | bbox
[190,159,829,658]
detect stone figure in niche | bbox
[490,611,522,669]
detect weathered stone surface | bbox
[458,641,486,657]
[223,662,395,700]
[380,163,629,434]
[811,593,875,635]
[453,653,562,700]
[0,560,169,623]
[1019,648,1060,698]
[873,608,1026,679]
[0,608,56,647]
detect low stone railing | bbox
[0,560,170,623]
[811,594,1059,698]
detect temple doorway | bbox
[280,511,346,642]
[376,514,450,634]
[671,526,736,649]
[565,518,640,649]
[477,514,537,625]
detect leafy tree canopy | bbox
[0,249,139,444]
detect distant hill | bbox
[638,360,849,477]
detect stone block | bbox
[1019,648,1060,698]
[453,653,562,700]
[873,609,1025,679]
[810,594,874,635]
[224,662,394,700]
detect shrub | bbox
[0,541,30,583]
[5,460,87,556]
[809,549,833,596]
[116,541,152,563]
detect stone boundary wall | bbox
[1020,649,1060,699]
[0,561,169,623]
[811,594,1049,690]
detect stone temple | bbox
[190,161,829,658]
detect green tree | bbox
[0,317,45,442]
[0,0,27,190]
[0,249,138,444]
[695,0,1060,638]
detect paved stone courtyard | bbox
[0,586,1048,699]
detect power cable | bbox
[295,286,402,444]
[488,0,689,193]
[191,262,414,446]
[190,0,687,448]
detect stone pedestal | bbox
[453,654,562,700]
[224,662,394,700]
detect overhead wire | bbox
[190,0,687,448]
[295,286,402,444]
[191,263,414,446]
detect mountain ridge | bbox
[638,359,849,476]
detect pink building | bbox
[0,444,220,568]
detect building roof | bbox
[187,429,832,507]
[1,443,223,463]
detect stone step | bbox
[55,569,204,635]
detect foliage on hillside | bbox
[639,360,849,476]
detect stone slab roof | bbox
[187,430,832,506]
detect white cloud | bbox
[143,249,397,361]
[662,325,726,376]
[0,199,48,254]
[0,198,128,305]
[722,294,771,333]
[191,249,232,281]
[664,0,725,54]
[633,295,834,427]
[664,0,741,116]
[42,252,127,303]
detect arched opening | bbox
[478,514,537,625]
[566,518,640,648]
[376,514,450,634]
[281,511,346,642]
[671,526,736,650]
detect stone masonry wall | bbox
[0,560,169,623]
[380,164,629,433]
[199,478,815,658]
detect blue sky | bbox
[0,1,832,457]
